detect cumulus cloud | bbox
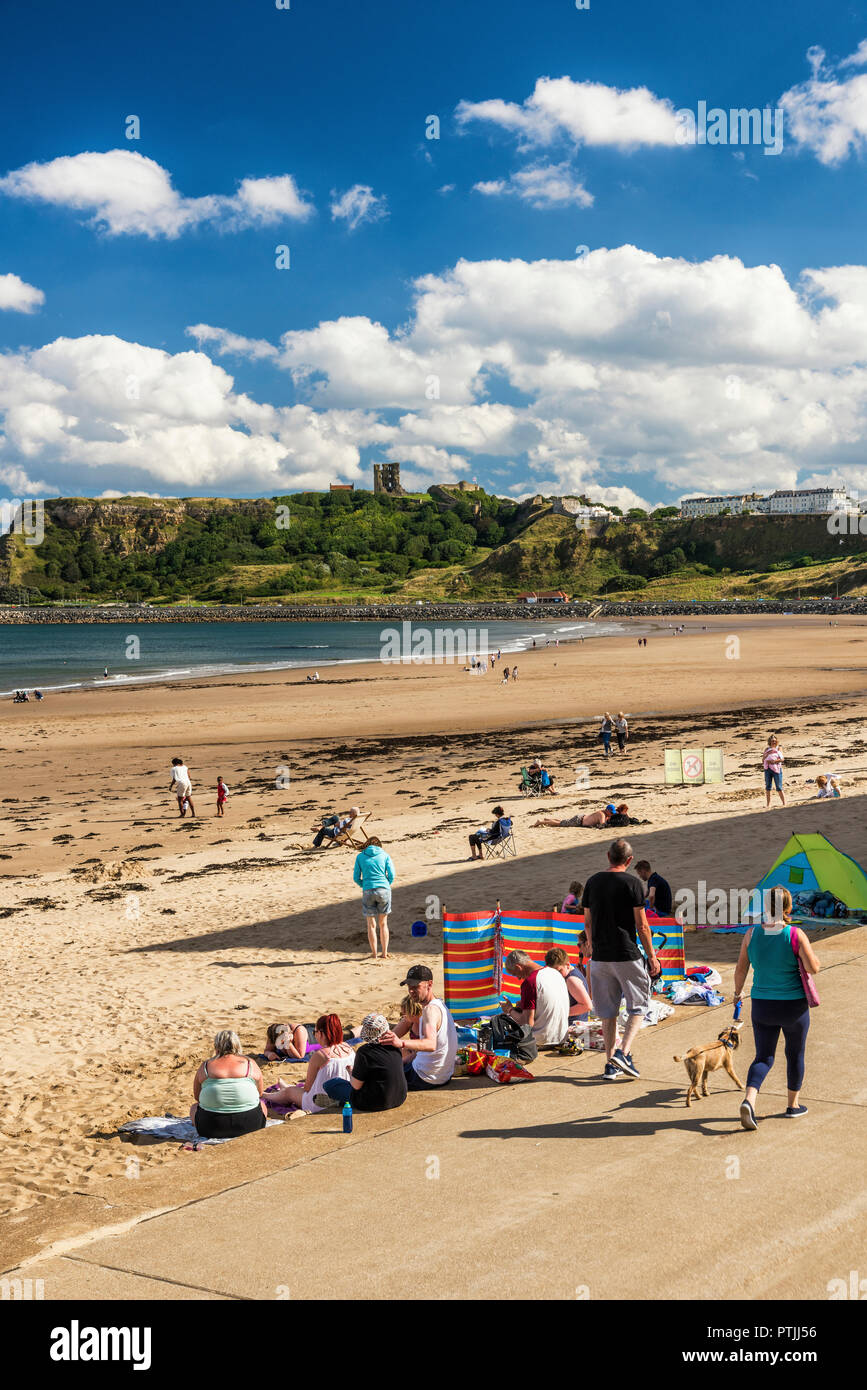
[473,162,593,208]
[456,76,682,149]
[330,184,388,230]
[780,43,867,164]
[5,246,867,504]
[0,150,314,238]
[0,272,44,314]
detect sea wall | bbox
[1,598,866,624]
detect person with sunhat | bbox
[382,965,458,1090]
[315,1013,407,1113]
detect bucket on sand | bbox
[411,920,427,937]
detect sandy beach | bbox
[1,613,866,1262]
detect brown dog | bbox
[674,1023,745,1107]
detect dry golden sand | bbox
[1,614,866,1246]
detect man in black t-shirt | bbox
[316,1013,407,1112]
[582,838,661,1084]
[634,860,673,916]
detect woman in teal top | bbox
[733,886,821,1131]
[190,1030,267,1139]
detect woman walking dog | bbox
[733,885,820,1130]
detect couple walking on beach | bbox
[598,712,628,758]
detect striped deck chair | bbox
[333,814,369,849]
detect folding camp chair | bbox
[483,826,517,859]
[518,766,542,797]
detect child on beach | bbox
[169,757,195,818]
[216,776,229,816]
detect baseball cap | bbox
[400,964,434,986]
[605,803,617,813]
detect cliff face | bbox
[41,497,273,557]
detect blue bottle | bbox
[342,1101,353,1133]
[734,998,742,1022]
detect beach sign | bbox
[665,748,725,785]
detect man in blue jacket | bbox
[353,836,396,959]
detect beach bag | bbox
[488,1014,538,1063]
[790,927,819,1007]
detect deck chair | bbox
[334,814,369,849]
[518,766,542,797]
[483,822,516,859]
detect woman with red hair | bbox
[266,1015,354,1115]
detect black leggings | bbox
[746,997,810,1093]
[194,1103,266,1138]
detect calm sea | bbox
[0,618,626,696]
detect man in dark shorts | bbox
[634,860,673,916]
[582,838,661,1082]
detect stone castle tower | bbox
[373,462,404,495]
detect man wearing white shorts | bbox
[582,838,660,1081]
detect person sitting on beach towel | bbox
[264,1015,354,1114]
[190,1030,267,1139]
[315,1012,408,1113]
[312,806,360,848]
[533,806,613,830]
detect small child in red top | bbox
[216,777,229,817]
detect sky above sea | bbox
[1,0,867,510]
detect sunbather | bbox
[533,806,613,829]
[190,1030,267,1139]
[265,1015,355,1114]
[312,805,360,848]
[262,1021,311,1061]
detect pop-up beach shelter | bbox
[755,832,867,911]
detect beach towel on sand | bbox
[120,1115,282,1145]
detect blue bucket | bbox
[411,920,428,937]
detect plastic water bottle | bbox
[734,998,742,1022]
[342,1101,353,1133]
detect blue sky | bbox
[2,0,867,507]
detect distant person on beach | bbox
[216,776,229,817]
[581,838,660,1082]
[383,965,458,1090]
[316,1012,407,1113]
[762,734,785,808]
[808,775,842,799]
[502,666,510,684]
[512,665,518,681]
[103,667,109,679]
[733,886,821,1129]
[501,950,569,1047]
[634,860,673,916]
[353,835,395,959]
[266,1015,355,1115]
[170,757,195,817]
[533,806,613,829]
[190,1030,267,1138]
[34,689,43,701]
[598,712,614,758]
[614,713,629,754]
[312,806,360,847]
[468,806,511,859]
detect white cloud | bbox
[456,76,682,149]
[0,272,44,314]
[0,150,313,238]
[473,161,593,208]
[330,184,388,230]
[780,43,867,164]
[5,246,867,505]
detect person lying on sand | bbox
[265,1016,354,1115]
[262,1021,311,1061]
[533,806,613,829]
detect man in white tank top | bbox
[386,965,458,1090]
